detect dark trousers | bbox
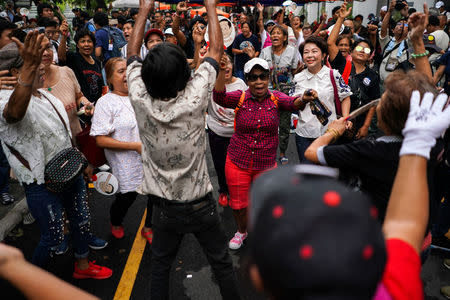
[110,191,153,228]
[150,193,240,300]
[431,163,450,237]
[0,145,10,194]
[278,110,291,154]
[208,130,231,194]
[295,134,316,164]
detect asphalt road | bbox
[2,134,450,300]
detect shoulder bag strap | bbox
[329,68,342,116]
[234,91,247,130]
[4,143,31,170]
[382,40,402,60]
[42,93,75,147]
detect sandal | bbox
[0,193,14,205]
[141,228,153,244]
[279,156,289,165]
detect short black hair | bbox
[93,12,109,27]
[37,3,53,17]
[351,38,374,54]
[299,36,328,57]
[332,6,340,15]
[241,22,252,32]
[0,19,17,37]
[118,15,127,25]
[429,15,440,27]
[74,28,96,47]
[38,17,58,28]
[80,11,90,21]
[130,8,139,18]
[354,14,363,21]
[124,19,135,26]
[141,43,190,99]
[408,8,417,15]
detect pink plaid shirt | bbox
[213,88,297,170]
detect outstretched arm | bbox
[127,0,154,59]
[408,4,432,81]
[172,1,188,47]
[328,3,351,61]
[203,0,224,63]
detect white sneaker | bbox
[229,231,248,250]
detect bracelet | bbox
[411,50,429,59]
[17,76,32,87]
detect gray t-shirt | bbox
[260,45,299,95]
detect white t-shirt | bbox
[207,77,247,137]
[0,89,71,184]
[90,93,143,193]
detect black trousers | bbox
[110,192,153,228]
[208,130,231,194]
[150,193,240,300]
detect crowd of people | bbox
[0,0,450,299]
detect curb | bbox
[0,196,27,242]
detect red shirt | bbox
[213,88,297,170]
[382,239,423,300]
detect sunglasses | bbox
[396,22,408,27]
[246,73,269,82]
[355,45,371,54]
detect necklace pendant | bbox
[47,87,52,91]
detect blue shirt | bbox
[437,50,450,94]
[95,27,112,62]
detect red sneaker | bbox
[141,228,153,244]
[218,193,228,207]
[111,224,124,239]
[73,261,113,279]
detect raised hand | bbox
[256,2,264,13]
[139,0,154,14]
[400,91,450,159]
[321,12,328,24]
[338,2,352,19]
[408,3,429,42]
[192,25,205,44]
[12,30,47,69]
[176,1,188,13]
[60,20,69,37]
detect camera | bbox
[305,89,313,97]
[395,0,406,11]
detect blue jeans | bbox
[0,145,10,194]
[295,134,316,164]
[24,175,90,267]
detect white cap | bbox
[164,28,174,36]
[380,6,387,12]
[436,1,444,9]
[244,58,269,74]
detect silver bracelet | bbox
[17,76,32,87]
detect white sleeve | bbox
[317,146,328,165]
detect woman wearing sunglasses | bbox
[346,39,380,140]
[213,58,303,250]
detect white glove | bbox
[400,91,450,159]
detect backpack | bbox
[99,26,127,58]
[233,91,279,130]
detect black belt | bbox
[152,193,212,211]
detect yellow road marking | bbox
[113,209,147,300]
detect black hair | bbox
[93,12,109,27]
[351,38,374,54]
[130,8,139,18]
[38,17,58,28]
[336,35,352,47]
[74,28,96,47]
[241,22,252,32]
[354,14,363,21]
[141,43,190,99]
[299,36,328,57]
[37,3,52,17]
[189,16,207,32]
[429,15,440,27]
[11,28,26,42]
[408,8,417,15]
[0,19,17,37]
[332,6,340,16]
[118,16,127,25]
[201,12,208,18]
[80,11,90,21]
[269,25,288,46]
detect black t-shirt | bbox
[347,66,380,130]
[232,33,261,72]
[323,139,402,222]
[329,51,347,75]
[64,52,104,103]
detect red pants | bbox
[225,156,275,210]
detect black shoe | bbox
[0,193,14,205]
[431,235,450,252]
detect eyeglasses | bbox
[354,45,371,54]
[246,73,269,82]
[396,22,408,27]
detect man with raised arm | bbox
[126,0,240,299]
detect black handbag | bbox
[6,93,88,193]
